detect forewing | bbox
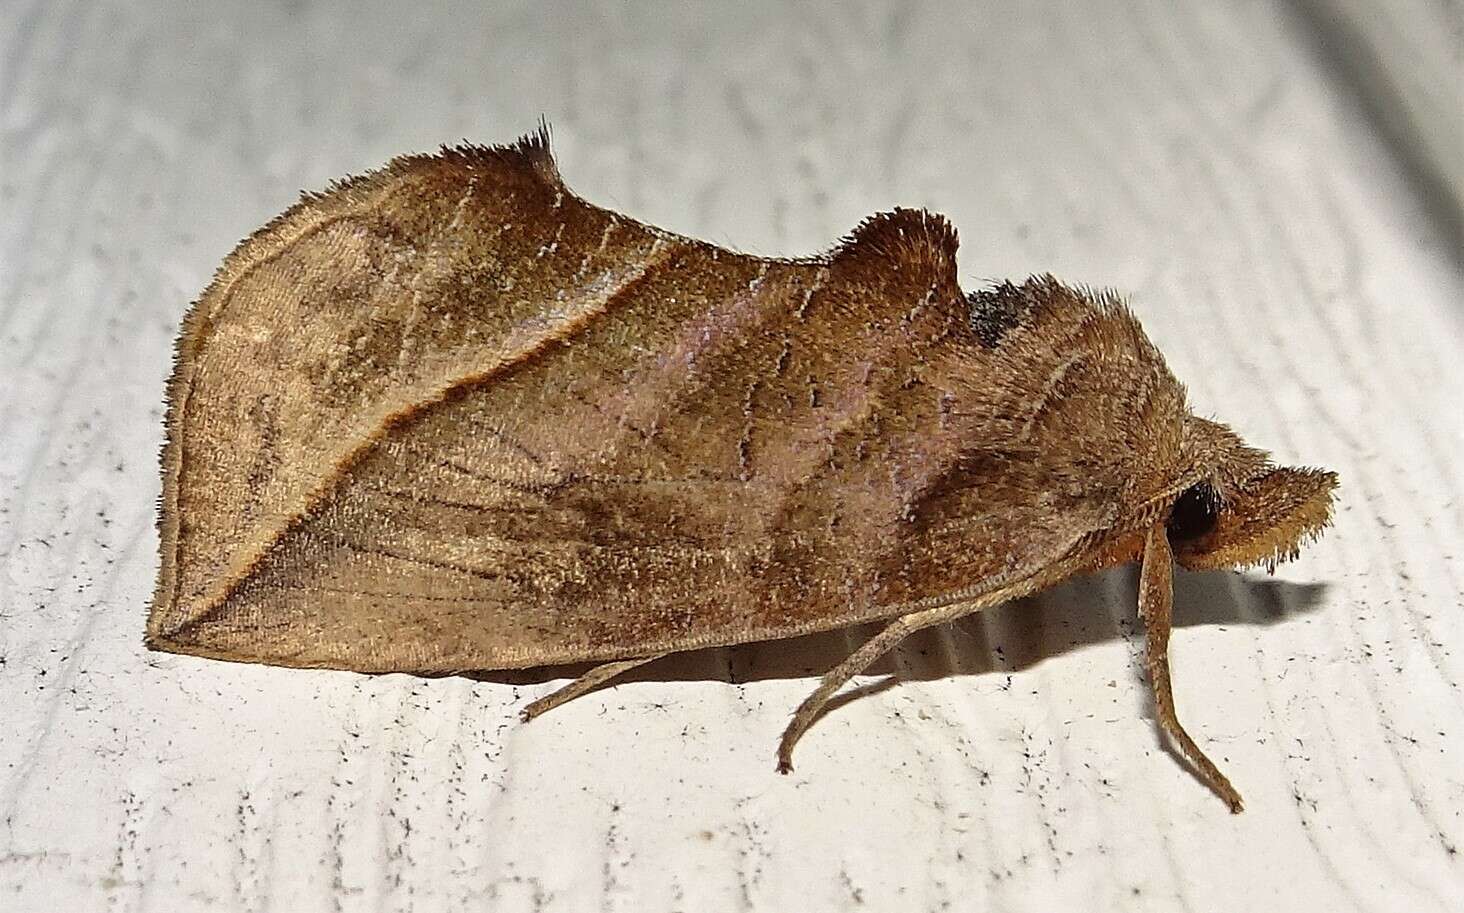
[152,135,1123,672]
[150,133,674,657]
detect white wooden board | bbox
[3,1,1462,910]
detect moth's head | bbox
[1165,417,1337,571]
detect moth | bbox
[149,126,1336,811]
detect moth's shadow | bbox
[462,565,1329,693]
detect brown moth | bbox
[148,126,1337,811]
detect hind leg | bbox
[777,599,980,773]
[520,654,668,721]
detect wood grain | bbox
[2,0,1461,910]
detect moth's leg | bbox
[519,654,668,722]
[776,599,979,773]
[1139,523,1246,813]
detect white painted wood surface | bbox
[3,1,1462,910]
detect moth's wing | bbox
[152,135,1118,672]
[148,215,976,672]
[149,125,793,669]
[150,130,673,658]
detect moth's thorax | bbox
[945,283,1195,516]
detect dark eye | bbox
[1168,482,1219,543]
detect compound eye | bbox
[1168,482,1219,543]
